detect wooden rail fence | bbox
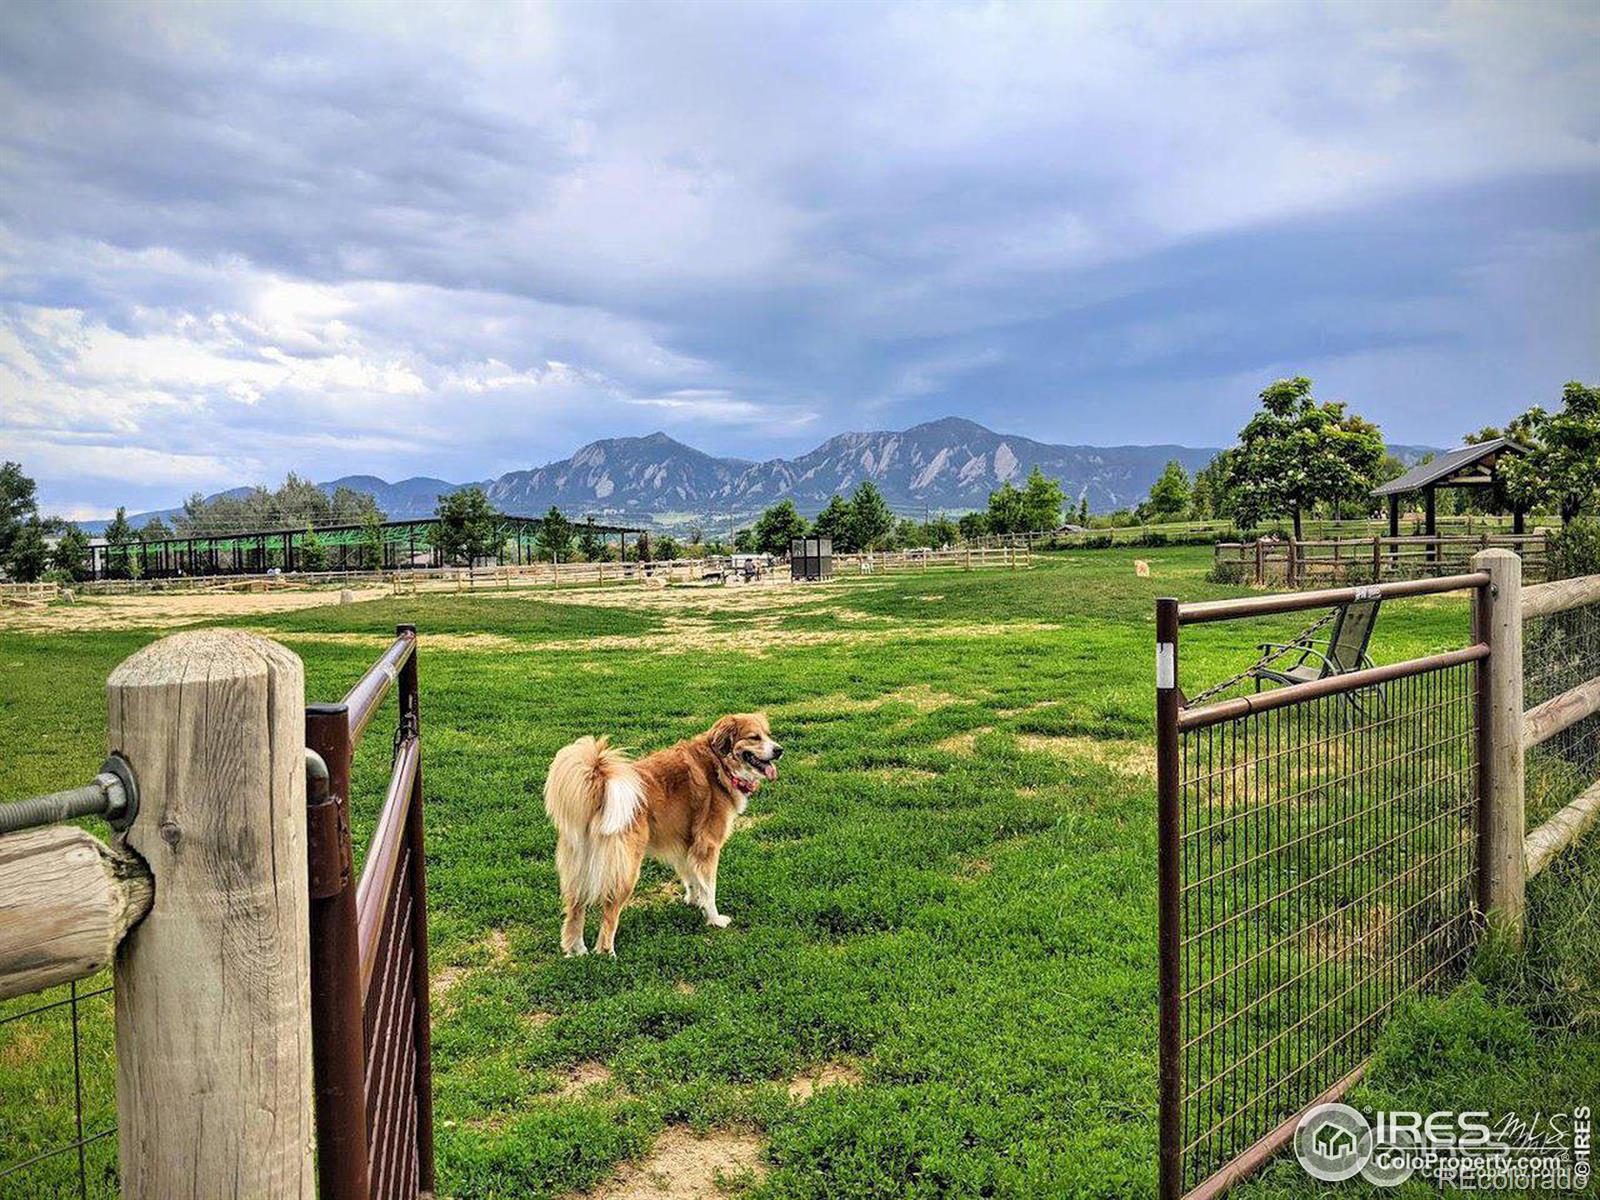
[1212,532,1548,587]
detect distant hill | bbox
[90,419,1447,531]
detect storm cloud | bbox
[2,0,1596,516]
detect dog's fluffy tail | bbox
[544,736,644,903]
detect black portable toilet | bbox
[790,536,833,581]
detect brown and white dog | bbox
[543,713,782,957]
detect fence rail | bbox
[1212,533,1548,587]
[306,625,435,1200]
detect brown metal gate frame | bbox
[1157,574,1496,1200]
[306,624,436,1200]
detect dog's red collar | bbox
[731,774,758,794]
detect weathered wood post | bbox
[109,629,314,1196]
[0,826,152,1001]
[1472,548,1525,939]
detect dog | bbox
[543,713,782,957]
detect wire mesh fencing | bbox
[1524,596,1600,827]
[1172,662,1480,1195]
[0,977,118,1198]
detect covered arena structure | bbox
[88,513,649,580]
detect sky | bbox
[1,0,1597,519]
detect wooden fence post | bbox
[109,629,314,1197]
[1473,549,1525,940]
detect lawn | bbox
[1,547,1595,1199]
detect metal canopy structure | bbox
[90,513,649,580]
[1370,437,1530,538]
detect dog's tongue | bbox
[763,762,778,781]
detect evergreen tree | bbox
[536,506,575,561]
[357,509,385,570]
[957,511,989,541]
[811,495,853,550]
[52,523,91,581]
[1019,467,1065,530]
[104,506,136,579]
[846,482,895,551]
[299,525,327,571]
[577,519,605,561]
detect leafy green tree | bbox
[655,535,682,561]
[356,509,385,569]
[298,525,327,571]
[1019,467,1066,531]
[846,482,895,551]
[752,500,808,556]
[0,461,38,574]
[1224,377,1385,539]
[811,495,853,551]
[985,481,1026,533]
[732,528,756,553]
[1140,460,1191,523]
[431,487,500,565]
[924,514,959,547]
[957,511,989,541]
[1502,381,1600,524]
[51,523,91,581]
[139,516,172,542]
[536,506,575,561]
[8,516,49,582]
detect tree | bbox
[139,516,172,542]
[811,495,853,551]
[0,461,39,574]
[1224,377,1384,539]
[846,482,894,551]
[655,535,682,561]
[985,481,1026,534]
[536,507,575,561]
[104,506,136,579]
[1140,460,1191,523]
[957,511,989,541]
[576,519,605,561]
[7,516,49,582]
[431,487,500,565]
[298,525,327,571]
[1019,467,1066,531]
[52,523,91,581]
[752,500,808,556]
[356,509,385,570]
[1076,497,1090,525]
[732,528,756,553]
[923,513,958,548]
[1501,381,1600,524]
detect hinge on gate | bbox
[305,748,352,899]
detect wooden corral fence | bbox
[0,626,438,1199]
[833,545,1031,574]
[0,579,62,602]
[1155,552,1600,1199]
[1212,532,1549,587]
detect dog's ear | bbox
[709,715,741,756]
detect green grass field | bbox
[1,547,1595,1198]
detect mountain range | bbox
[93,417,1442,532]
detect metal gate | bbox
[1155,574,1494,1199]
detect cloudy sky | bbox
[2,0,1597,518]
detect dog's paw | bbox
[563,942,588,958]
[706,913,732,929]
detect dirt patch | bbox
[527,1011,555,1028]
[732,810,775,833]
[431,928,512,1002]
[0,586,391,632]
[935,727,992,755]
[577,1127,766,1198]
[881,684,961,712]
[1016,735,1156,778]
[553,1061,615,1098]
[788,1061,864,1101]
[265,629,529,653]
[866,767,939,783]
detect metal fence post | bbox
[397,623,438,1193]
[1155,597,1182,1200]
[305,702,371,1200]
[1473,548,1525,939]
